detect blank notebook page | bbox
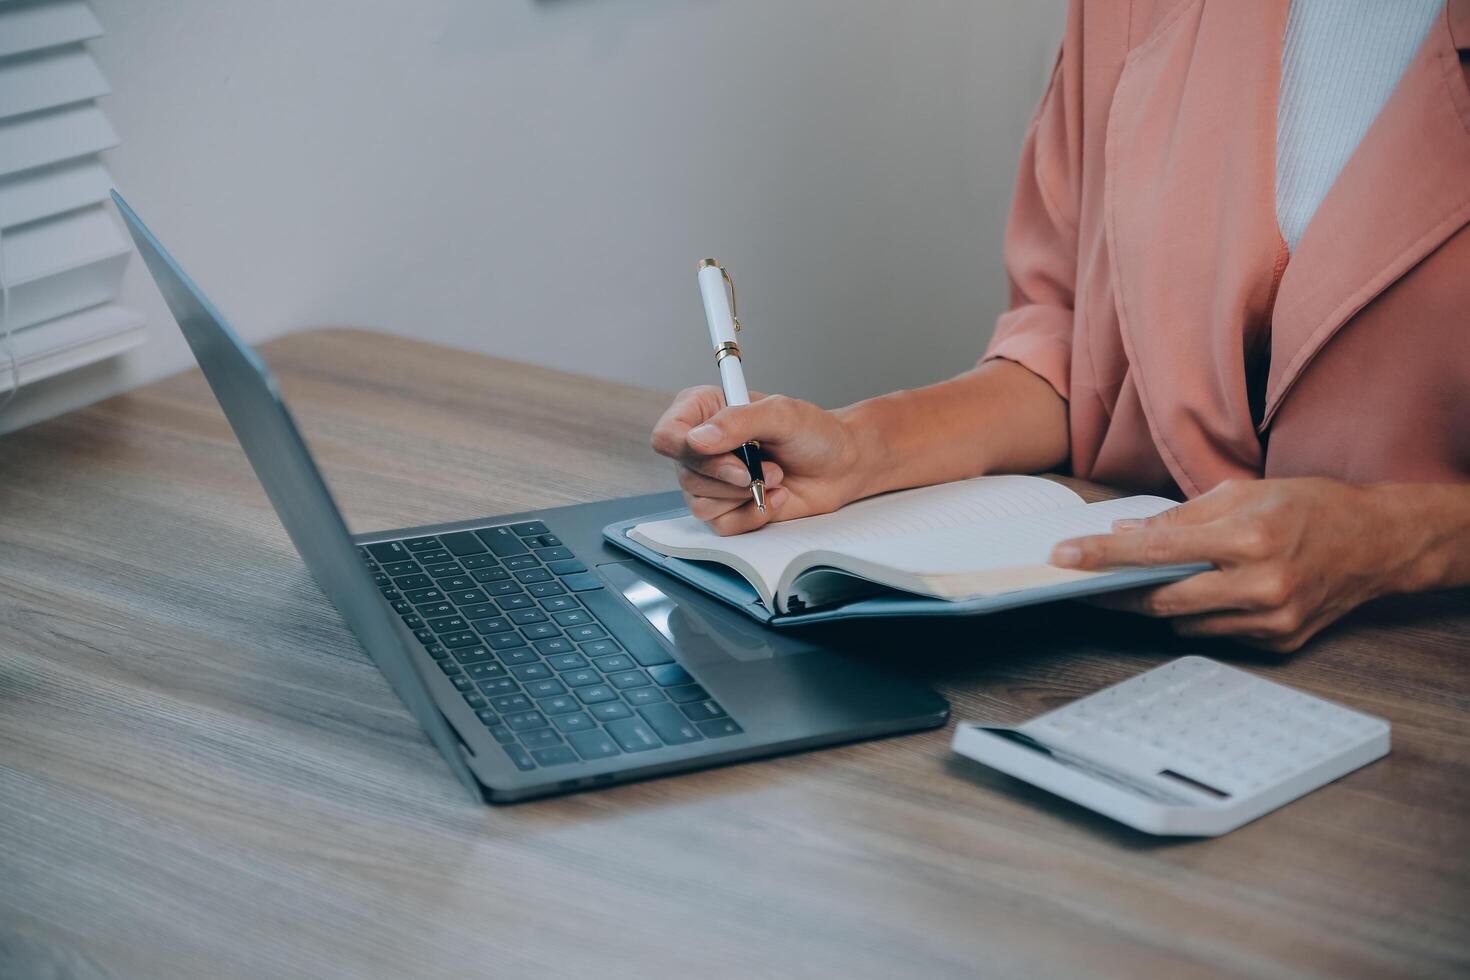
[831,496,1182,575]
[632,475,1083,588]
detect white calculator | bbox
[951,656,1390,836]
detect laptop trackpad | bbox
[597,561,812,665]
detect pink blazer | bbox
[984,0,1470,498]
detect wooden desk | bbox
[2,329,1467,979]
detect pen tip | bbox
[750,481,767,514]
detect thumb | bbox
[1112,483,1238,532]
[686,397,798,455]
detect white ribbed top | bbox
[1276,0,1442,252]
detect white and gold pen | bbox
[696,258,767,512]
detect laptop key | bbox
[696,718,744,738]
[379,586,402,601]
[471,616,514,635]
[460,554,499,571]
[607,670,650,690]
[538,695,580,715]
[498,648,539,665]
[382,560,419,577]
[373,572,392,587]
[540,596,581,613]
[491,694,531,713]
[503,555,540,571]
[417,601,455,619]
[552,609,594,628]
[439,631,480,648]
[366,541,410,562]
[567,625,607,642]
[547,559,589,576]
[533,534,562,548]
[440,661,462,676]
[452,677,475,692]
[439,576,475,592]
[623,687,666,707]
[514,568,554,585]
[487,725,516,744]
[413,629,437,646]
[526,679,568,698]
[522,623,560,641]
[428,616,469,634]
[464,693,488,709]
[465,662,508,682]
[553,711,596,732]
[567,730,621,761]
[496,594,534,611]
[476,526,529,556]
[458,602,498,620]
[425,645,449,660]
[532,746,578,767]
[448,589,488,605]
[405,587,446,604]
[509,608,548,625]
[393,573,433,590]
[439,531,488,556]
[648,663,693,687]
[605,718,662,753]
[404,536,440,551]
[483,580,523,597]
[560,573,604,593]
[578,639,621,658]
[533,637,574,656]
[589,702,634,722]
[593,655,633,673]
[561,668,600,687]
[414,550,454,566]
[475,708,500,726]
[638,703,704,745]
[511,521,548,537]
[520,728,562,750]
[479,678,518,696]
[487,633,527,651]
[575,685,617,705]
[666,684,710,704]
[502,744,536,771]
[505,711,549,732]
[535,546,575,562]
[547,652,588,670]
[426,563,465,580]
[511,663,551,682]
[472,567,511,583]
[680,700,728,722]
[527,582,566,598]
[402,614,425,630]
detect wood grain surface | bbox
[1,329,1466,980]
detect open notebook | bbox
[604,476,1209,627]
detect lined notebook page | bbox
[828,496,1182,575]
[631,475,1083,591]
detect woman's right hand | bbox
[650,386,869,535]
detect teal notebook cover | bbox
[602,510,1208,628]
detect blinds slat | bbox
[0,102,117,177]
[0,44,110,121]
[0,157,111,227]
[1,203,130,330]
[0,302,145,392]
[0,1,102,60]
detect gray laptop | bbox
[113,191,947,802]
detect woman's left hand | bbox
[1049,477,1428,653]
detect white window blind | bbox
[0,0,143,396]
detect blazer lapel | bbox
[1262,0,1470,431]
[1105,0,1287,495]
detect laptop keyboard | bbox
[360,520,743,771]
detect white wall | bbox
[2,0,1064,433]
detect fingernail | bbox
[1113,518,1144,532]
[688,423,720,447]
[1051,543,1082,567]
[718,465,746,485]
